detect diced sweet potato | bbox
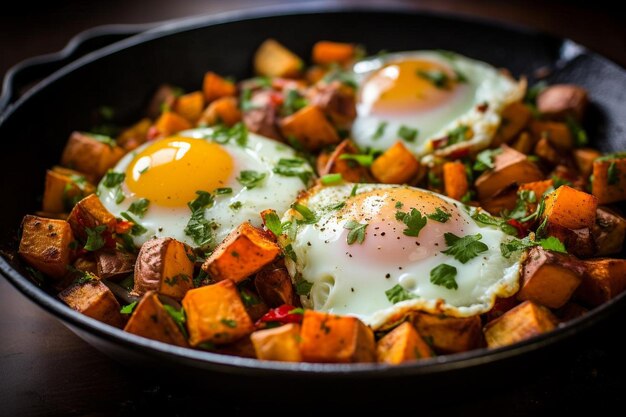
[543,222,596,258]
[255,263,295,307]
[43,169,95,213]
[183,279,254,346]
[124,291,188,347]
[575,258,626,307]
[306,81,356,129]
[371,141,420,184]
[376,322,433,364]
[173,91,205,123]
[493,101,531,145]
[19,215,74,279]
[73,257,98,276]
[59,280,125,328]
[442,161,469,201]
[116,118,152,151]
[410,313,483,353]
[312,41,356,65]
[484,301,557,348]
[481,186,517,215]
[251,323,302,362]
[536,84,588,121]
[306,65,328,84]
[61,132,125,182]
[511,131,536,155]
[318,139,372,182]
[475,145,544,200]
[574,148,602,177]
[517,246,585,308]
[542,185,598,230]
[279,105,340,151]
[533,137,561,165]
[299,310,375,363]
[96,250,136,280]
[146,84,179,119]
[154,111,192,137]
[133,237,194,300]
[529,120,573,150]
[202,223,280,283]
[516,179,553,214]
[254,39,303,78]
[197,96,242,127]
[591,157,626,204]
[592,206,626,256]
[67,194,117,241]
[202,71,236,103]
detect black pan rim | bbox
[1,3,625,377]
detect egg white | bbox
[98,128,313,248]
[283,183,521,329]
[351,50,525,158]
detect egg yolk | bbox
[359,59,463,117]
[125,137,233,207]
[338,188,470,264]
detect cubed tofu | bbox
[318,139,372,183]
[484,301,557,349]
[43,168,95,213]
[592,157,626,204]
[376,322,433,364]
[371,141,420,184]
[517,246,585,309]
[410,313,483,353]
[59,280,125,328]
[475,145,544,200]
[61,132,125,182]
[183,280,254,347]
[299,310,375,363]
[67,194,117,241]
[124,291,188,347]
[19,215,74,279]
[542,185,598,230]
[251,323,302,362]
[133,237,194,300]
[202,223,281,283]
[592,206,626,256]
[575,258,626,307]
[279,105,341,151]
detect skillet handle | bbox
[0,23,156,115]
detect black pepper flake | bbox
[381,232,386,236]
[385,273,391,278]
[351,287,355,292]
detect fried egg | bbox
[351,50,525,158]
[282,183,520,329]
[98,127,313,248]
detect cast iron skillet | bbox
[1,4,626,398]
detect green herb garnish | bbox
[84,225,107,251]
[273,158,313,185]
[120,301,138,314]
[184,191,215,247]
[321,173,343,185]
[237,170,267,189]
[385,284,417,304]
[128,198,150,218]
[441,233,488,263]
[344,220,368,245]
[430,264,458,290]
[395,208,427,237]
[427,207,451,223]
[398,125,418,143]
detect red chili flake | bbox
[507,219,529,238]
[256,304,304,326]
[447,147,471,159]
[431,137,448,150]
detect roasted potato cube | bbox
[202,223,281,283]
[299,310,375,363]
[376,322,433,364]
[475,145,544,200]
[254,39,303,78]
[536,84,588,121]
[574,148,602,178]
[442,161,469,201]
[67,194,117,241]
[575,258,626,307]
[591,157,626,204]
[517,179,553,213]
[154,111,192,137]
[592,206,626,256]
[517,246,585,308]
[61,132,125,182]
[318,139,372,183]
[59,280,125,328]
[371,141,420,184]
[202,71,236,102]
[481,187,517,215]
[483,296,520,323]
[183,280,254,347]
[255,263,295,307]
[306,81,357,129]
[543,223,596,258]
[43,169,95,213]
[533,137,561,165]
[19,215,74,279]
[529,120,573,150]
[73,257,98,276]
[239,286,269,321]
[484,301,557,348]
[173,91,205,123]
[493,101,531,145]
[96,250,136,280]
[542,185,598,230]
[279,105,340,151]
[116,118,151,151]
[411,313,483,353]
[511,131,536,155]
[133,237,194,300]
[251,323,302,362]
[197,96,242,127]
[124,291,188,347]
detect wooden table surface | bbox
[2,1,626,415]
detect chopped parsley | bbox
[540,236,567,253]
[323,68,358,89]
[102,171,125,188]
[350,184,359,197]
[327,201,346,211]
[447,125,470,145]
[395,201,404,209]
[416,69,450,89]
[565,116,588,147]
[321,173,343,185]
[211,122,248,147]
[237,170,267,189]
[284,244,297,262]
[430,264,458,290]
[428,171,442,188]
[441,233,488,263]
[62,174,89,210]
[120,212,147,236]
[398,125,418,143]
[128,198,150,218]
[385,284,417,304]
[295,279,313,296]
[230,201,242,210]
[373,122,387,140]
[220,318,237,328]
[240,290,260,307]
[427,207,451,223]
[184,191,215,247]
[395,208,427,237]
[501,236,567,258]
[263,211,283,236]
[87,132,117,147]
[72,268,99,285]
[84,225,107,251]
[291,203,318,224]
[273,158,313,185]
[473,148,502,171]
[281,89,308,116]
[120,301,138,314]
[240,88,256,111]
[471,211,517,236]
[608,162,620,185]
[216,187,233,195]
[339,153,374,167]
[344,220,368,245]
[163,305,187,338]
